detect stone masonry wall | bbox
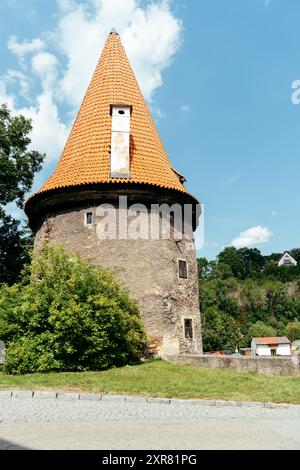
[169,354,300,376]
[35,204,202,356]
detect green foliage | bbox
[197,258,211,280]
[0,104,44,285]
[247,321,276,341]
[202,306,242,351]
[218,246,245,279]
[0,213,32,285]
[0,245,147,374]
[199,247,300,283]
[289,249,300,264]
[198,247,300,350]
[0,104,44,208]
[200,278,240,319]
[238,247,265,277]
[286,319,300,342]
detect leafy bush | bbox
[202,306,242,351]
[246,321,276,344]
[286,319,300,342]
[0,245,147,374]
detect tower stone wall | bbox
[34,200,202,356]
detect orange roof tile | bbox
[29,31,186,200]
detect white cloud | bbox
[7,36,45,64]
[180,104,191,112]
[31,52,59,90]
[18,93,69,164]
[56,0,183,106]
[230,225,273,249]
[151,105,167,120]
[2,69,29,98]
[0,80,16,110]
[0,82,69,166]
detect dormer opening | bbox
[110,105,132,178]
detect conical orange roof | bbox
[34,31,186,196]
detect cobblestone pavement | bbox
[0,393,300,450]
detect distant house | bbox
[277,252,297,267]
[251,337,291,357]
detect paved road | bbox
[0,393,300,450]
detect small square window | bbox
[178,259,188,279]
[184,319,193,339]
[86,212,93,225]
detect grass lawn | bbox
[0,360,300,404]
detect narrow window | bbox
[86,212,93,225]
[178,259,188,279]
[271,349,276,356]
[184,319,193,339]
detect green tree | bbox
[290,248,300,264]
[200,278,240,319]
[197,257,210,280]
[0,245,147,374]
[202,306,242,351]
[238,248,265,277]
[286,319,300,342]
[240,279,268,324]
[0,214,32,285]
[247,321,276,343]
[218,246,245,279]
[0,104,44,285]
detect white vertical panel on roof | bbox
[111,106,131,177]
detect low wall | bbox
[167,354,300,376]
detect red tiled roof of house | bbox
[26,30,186,207]
[252,337,291,345]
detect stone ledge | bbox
[79,393,101,401]
[125,396,148,403]
[1,390,299,410]
[0,390,12,398]
[12,391,34,399]
[101,394,126,402]
[33,391,58,400]
[57,392,80,400]
[166,354,300,377]
[148,397,171,405]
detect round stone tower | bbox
[25,31,203,357]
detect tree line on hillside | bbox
[198,246,300,282]
[198,247,300,352]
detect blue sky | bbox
[0,0,299,259]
